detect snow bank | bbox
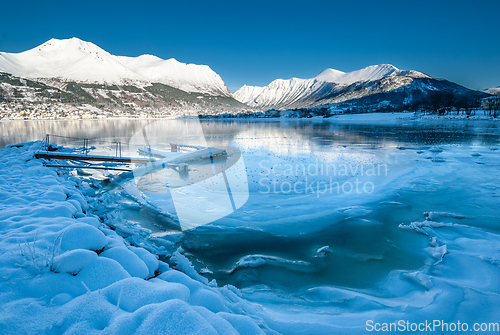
[60,223,108,252]
[100,246,150,278]
[0,142,268,334]
[52,248,98,274]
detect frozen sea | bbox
[1,114,500,333]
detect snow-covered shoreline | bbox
[326,112,500,122]
[0,142,270,334]
[2,111,499,123]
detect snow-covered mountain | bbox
[314,64,428,84]
[233,64,430,109]
[484,86,500,95]
[0,38,144,83]
[115,54,230,97]
[0,39,487,115]
[231,85,265,104]
[246,78,337,109]
[0,38,231,97]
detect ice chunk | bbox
[428,244,447,263]
[229,254,311,274]
[402,271,433,290]
[339,206,372,217]
[424,211,466,221]
[399,220,453,235]
[171,249,209,284]
[315,246,331,258]
[429,147,443,153]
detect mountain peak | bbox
[136,54,162,60]
[484,86,500,95]
[33,37,107,56]
[314,68,346,82]
[313,64,426,85]
[367,63,399,70]
[233,85,265,104]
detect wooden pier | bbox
[34,152,155,164]
[34,134,228,173]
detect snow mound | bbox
[103,277,190,312]
[189,288,231,313]
[218,312,266,335]
[100,246,150,278]
[111,299,220,335]
[76,257,131,291]
[59,222,108,252]
[52,249,98,275]
[128,245,159,278]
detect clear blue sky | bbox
[0,0,498,92]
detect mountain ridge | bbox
[0,37,231,97]
[232,64,484,111]
[0,38,491,116]
[313,64,429,84]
